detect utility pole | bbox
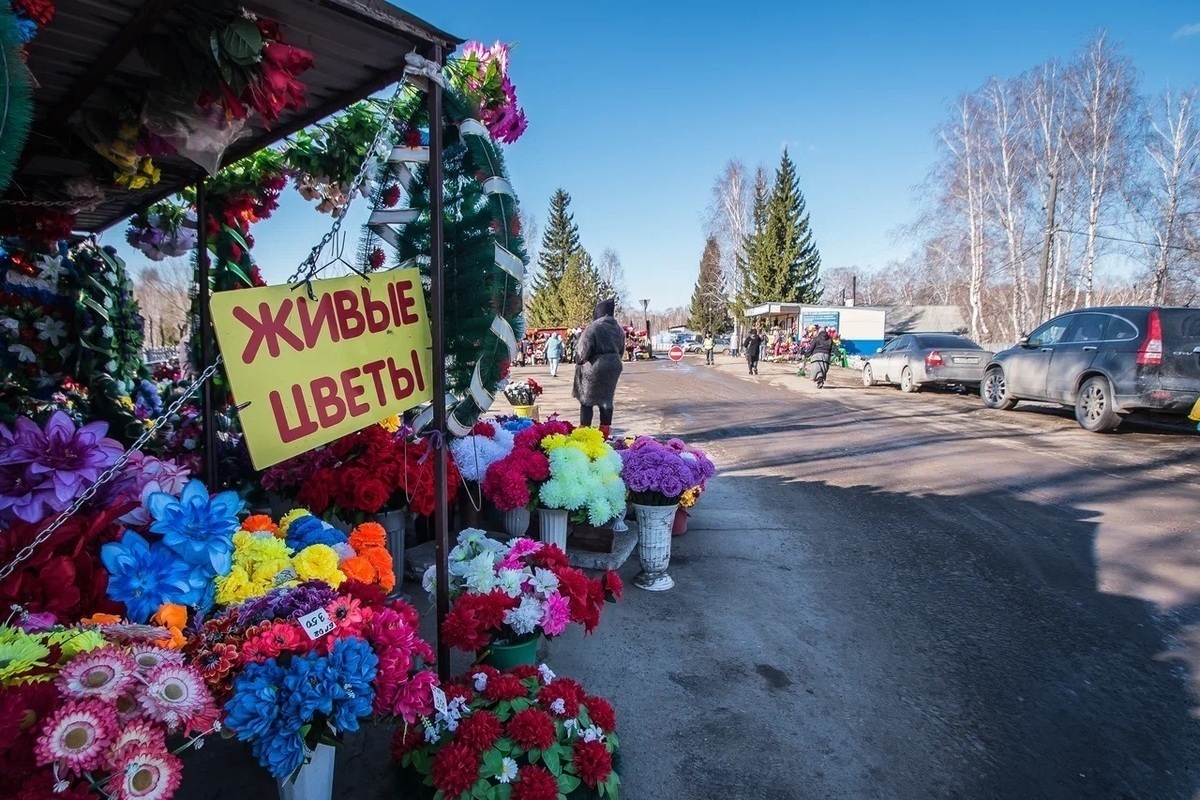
[1037,170,1059,325]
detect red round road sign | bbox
[668,345,684,362]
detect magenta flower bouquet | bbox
[617,436,715,506]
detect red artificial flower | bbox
[537,679,582,719]
[510,764,559,800]
[429,740,480,797]
[242,621,306,663]
[506,707,557,751]
[584,696,617,732]
[261,39,315,75]
[441,604,490,653]
[391,724,423,760]
[442,682,474,706]
[368,247,386,271]
[388,598,422,630]
[472,589,518,631]
[508,664,539,681]
[340,580,387,608]
[13,0,55,27]
[530,544,570,572]
[454,709,502,753]
[572,739,613,788]
[470,421,496,437]
[406,128,422,147]
[602,570,624,602]
[482,673,525,703]
[381,185,401,207]
[297,475,332,514]
[352,478,391,513]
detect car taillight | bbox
[925,350,944,367]
[1137,310,1163,366]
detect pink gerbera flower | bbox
[129,645,184,673]
[538,592,571,637]
[35,699,118,774]
[137,664,213,731]
[108,719,167,764]
[57,647,139,702]
[110,744,183,800]
[327,595,366,632]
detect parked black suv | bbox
[980,306,1200,432]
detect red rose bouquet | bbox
[393,666,620,800]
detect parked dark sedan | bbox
[862,333,992,392]
[980,306,1200,432]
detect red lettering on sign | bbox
[340,367,370,417]
[410,348,426,393]
[361,359,388,406]
[297,293,339,349]
[387,356,415,400]
[363,287,392,333]
[269,385,318,443]
[233,300,304,363]
[333,290,365,340]
[311,376,347,428]
[391,280,420,324]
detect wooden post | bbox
[427,45,452,681]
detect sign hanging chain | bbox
[0,359,224,585]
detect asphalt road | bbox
[564,354,1200,800]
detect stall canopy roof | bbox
[8,0,461,233]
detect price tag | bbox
[298,608,335,640]
[431,686,448,715]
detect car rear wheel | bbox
[900,367,919,393]
[862,364,875,387]
[1075,376,1121,432]
[981,367,1017,410]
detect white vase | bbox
[277,743,335,800]
[504,507,531,538]
[632,503,678,591]
[374,509,407,593]
[538,507,569,549]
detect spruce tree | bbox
[766,148,822,303]
[688,237,730,334]
[526,188,582,326]
[558,250,602,327]
[738,168,772,310]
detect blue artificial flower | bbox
[255,729,306,780]
[282,650,338,723]
[225,659,286,741]
[326,638,378,732]
[100,531,200,622]
[14,16,37,44]
[285,515,347,551]
[148,479,245,576]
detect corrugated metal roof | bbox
[6,0,461,232]
[885,305,968,335]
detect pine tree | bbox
[738,168,773,309]
[765,148,822,303]
[688,237,731,334]
[559,250,602,327]
[526,189,583,326]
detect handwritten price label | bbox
[298,608,335,640]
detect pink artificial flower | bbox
[392,670,438,724]
[539,592,571,637]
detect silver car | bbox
[863,333,992,392]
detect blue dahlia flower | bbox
[255,729,306,780]
[326,638,378,732]
[100,531,201,622]
[285,515,347,551]
[226,659,287,741]
[148,479,245,576]
[282,650,338,722]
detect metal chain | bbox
[286,80,411,288]
[0,359,224,584]
[0,197,105,211]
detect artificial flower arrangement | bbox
[615,437,716,506]
[502,378,542,407]
[447,41,529,144]
[125,200,197,261]
[269,422,460,520]
[537,426,626,526]
[392,665,620,800]
[187,578,438,780]
[479,419,567,513]
[448,420,516,486]
[285,101,380,215]
[0,620,218,800]
[424,530,622,655]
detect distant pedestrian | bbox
[810,326,833,388]
[703,333,715,365]
[743,328,762,375]
[545,332,563,377]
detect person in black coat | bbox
[810,327,834,387]
[743,328,763,375]
[573,298,626,437]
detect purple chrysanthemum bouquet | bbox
[617,436,716,506]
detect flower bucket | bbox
[512,404,538,420]
[374,509,406,594]
[672,507,689,536]
[632,503,677,591]
[504,507,531,538]
[277,743,335,800]
[480,636,539,669]
[538,507,569,549]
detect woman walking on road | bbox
[703,333,715,365]
[810,326,833,388]
[545,332,563,377]
[743,328,762,375]
[573,298,625,438]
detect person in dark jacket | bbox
[573,298,625,437]
[743,328,763,375]
[810,326,834,387]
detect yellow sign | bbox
[209,269,433,469]
[1190,397,1200,422]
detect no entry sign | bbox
[668,345,684,362]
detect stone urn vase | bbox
[632,503,677,591]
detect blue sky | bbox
[110,1,1200,310]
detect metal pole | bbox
[427,45,452,681]
[195,178,219,489]
[1037,169,1059,326]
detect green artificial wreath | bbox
[381,84,528,435]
